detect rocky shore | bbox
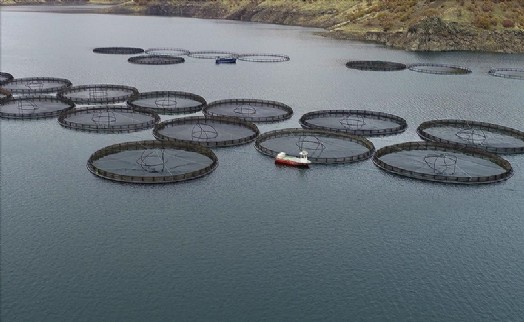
[326,17,524,54]
[105,2,524,54]
[4,1,524,54]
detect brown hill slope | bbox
[3,0,524,53]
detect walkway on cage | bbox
[0,96,74,119]
[154,116,259,148]
[417,119,524,154]
[127,91,206,115]
[255,128,375,164]
[58,84,138,104]
[87,140,218,184]
[2,77,72,95]
[203,99,293,122]
[58,105,159,133]
[373,141,512,184]
[300,110,407,137]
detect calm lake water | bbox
[1,7,524,321]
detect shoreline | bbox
[2,2,524,54]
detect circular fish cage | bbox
[87,140,218,184]
[408,63,471,75]
[58,105,159,133]
[93,47,144,55]
[255,128,375,164]
[188,51,239,59]
[417,119,524,154]
[345,60,407,71]
[299,110,407,137]
[144,48,190,56]
[372,141,513,184]
[0,88,12,100]
[203,99,293,122]
[154,116,259,148]
[237,54,290,63]
[127,91,206,115]
[0,72,14,85]
[1,77,72,94]
[0,96,74,120]
[488,68,524,80]
[57,84,139,104]
[128,55,185,65]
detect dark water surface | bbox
[1,8,524,321]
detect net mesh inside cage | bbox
[128,55,185,65]
[93,47,144,55]
[57,84,139,104]
[488,68,524,80]
[373,141,513,184]
[345,60,406,71]
[87,140,218,184]
[417,120,524,154]
[1,77,72,94]
[127,91,206,115]
[0,96,74,119]
[58,105,160,133]
[408,63,471,75]
[255,128,375,164]
[154,116,260,147]
[203,99,293,122]
[299,110,407,136]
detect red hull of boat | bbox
[275,159,310,168]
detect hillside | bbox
[3,0,524,53]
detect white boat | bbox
[275,151,311,168]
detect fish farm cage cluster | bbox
[2,54,523,185]
[344,60,524,77]
[92,47,291,64]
